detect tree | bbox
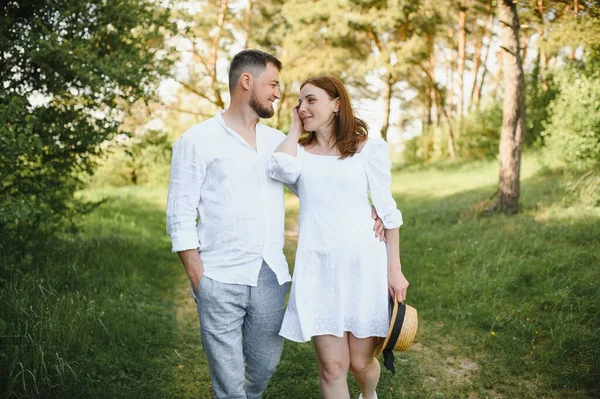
[488,0,526,214]
[0,0,171,252]
[166,0,241,117]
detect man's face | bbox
[249,63,281,118]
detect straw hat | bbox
[374,298,418,373]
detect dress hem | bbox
[280,329,387,343]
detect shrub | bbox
[542,65,600,170]
[402,102,502,164]
[92,130,173,187]
[456,102,503,160]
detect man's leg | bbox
[243,262,288,399]
[196,276,249,399]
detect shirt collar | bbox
[215,110,264,134]
[215,110,264,152]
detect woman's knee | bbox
[349,355,377,375]
[319,359,349,383]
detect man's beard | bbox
[249,92,274,118]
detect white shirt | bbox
[166,112,291,286]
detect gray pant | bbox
[193,262,288,399]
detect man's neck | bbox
[222,102,260,136]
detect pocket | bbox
[190,275,206,302]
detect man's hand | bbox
[371,206,386,242]
[191,265,204,294]
[178,249,205,295]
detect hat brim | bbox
[374,298,399,358]
[374,299,418,357]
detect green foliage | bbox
[403,103,502,164]
[457,102,503,159]
[542,64,600,170]
[92,130,173,187]
[405,124,450,164]
[0,0,171,256]
[564,170,600,208]
[525,65,558,147]
[0,96,95,250]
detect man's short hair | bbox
[228,50,282,94]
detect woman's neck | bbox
[313,127,335,151]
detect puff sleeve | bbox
[364,138,403,229]
[268,150,303,185]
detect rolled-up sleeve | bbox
[364,138,403,229]
[268,152,302,185]
[166,135,206,252]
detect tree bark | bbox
[420,62,456,159]
[570,0,578,59]
[536,0,548,91]
[380,73,393,141]
[457,0,467,121]
[244,0,253,48]
[429,51,440,127]
[492,49,503,100]
[472,11,494,110]
[274,87,287,130]
[426,84,433,127]
[446,27,456,119]
[469,33,483,111]
[520,34,529,65]
[209,0,229,109]
[490,0,526,215]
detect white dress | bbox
[268,138,403,342]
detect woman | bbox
[268,76,409,399]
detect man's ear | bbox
[240,72,253,91]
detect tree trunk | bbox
[537,0,548,91]
[210,0,228,109]
[380,74,393,141]
[426,84,433,127]
[570,0,578,59]
[490,0,526,215]
[244,0,253,48]
[427,49,439,127]
[457,0,467,121]
[520,34,529,65]
[472,12,494,110]
[469,33,483,111]
[492,49,503,99]
[274,85,290,130]
[446,28,455,119]
[421,61,455,158]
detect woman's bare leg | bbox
[313,334,351,399]
[348,334,380,399]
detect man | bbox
[166,49,384,399]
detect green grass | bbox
[1,155,598,398]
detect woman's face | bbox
[297,83,339,133]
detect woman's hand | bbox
[388,265,409,302]
[289,105,304,137]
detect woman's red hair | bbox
[298,76,368,158]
